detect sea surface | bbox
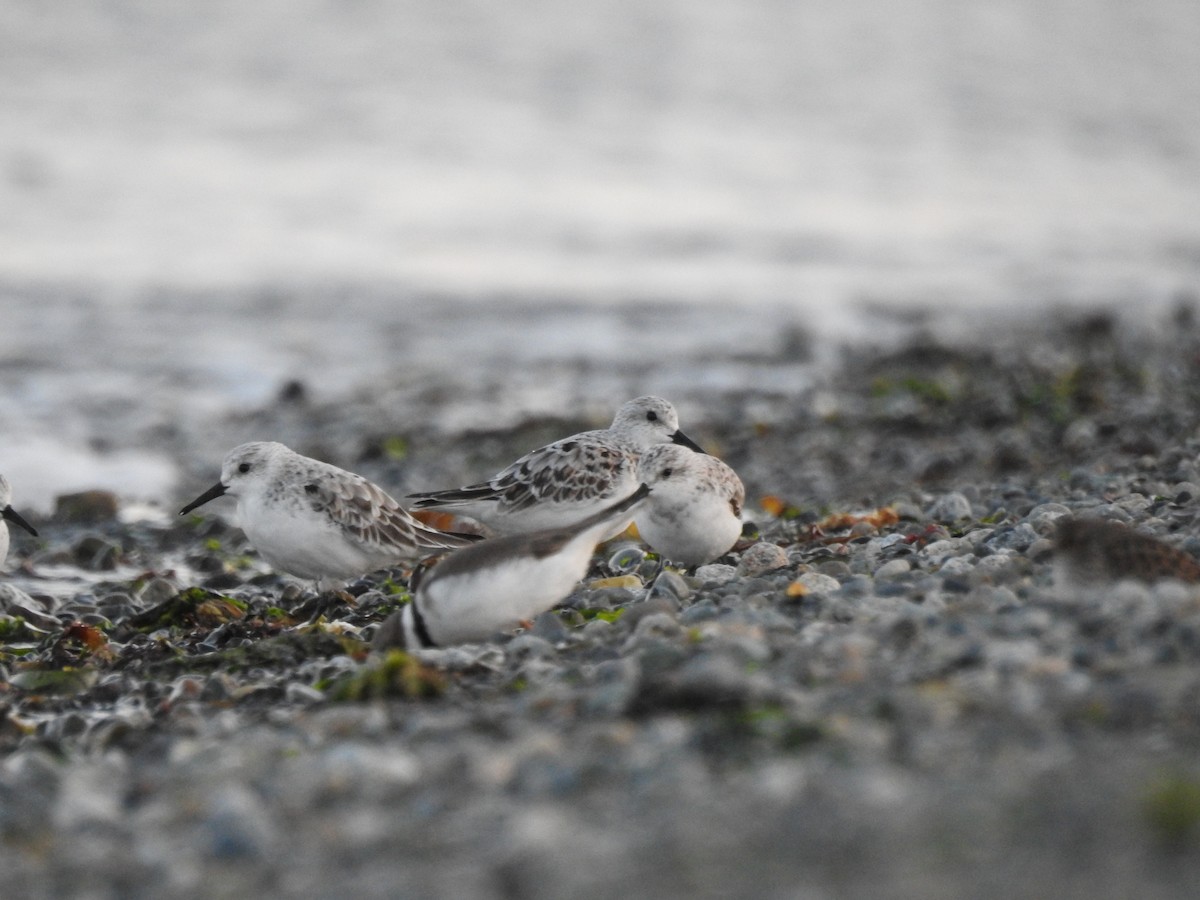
[2,0,1199,508]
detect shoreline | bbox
[4,307,1200,896]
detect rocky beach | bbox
[6,2,1200,895]
[4,305,1200,898]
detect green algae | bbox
[324,650,445,701]
[127,588,249,632]
[9,666,99,696]
[1143,773,1200,849]
[169,630,356,677]
[577,608,624,623]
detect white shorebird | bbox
[373,483,651,649]
[633,444,744,567]
[407,396,701,536]
[180,441,477,590]
[0,474,38,564]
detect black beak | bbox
[3,505,37,537]
[179,481,227,515]
[670,429,705,454]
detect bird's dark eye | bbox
[661,467,673,478]
[238,462,251,473]
[646,411,659,422]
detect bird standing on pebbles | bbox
[374,484,651,650]
[180,441,477,591]
[407,396,702,537]
[0,474,38,564]
[1053,516,1200,586]
[633,443,745,568]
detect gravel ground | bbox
[6,306,1200,898]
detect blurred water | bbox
[1,0,1199,507]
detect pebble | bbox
[203,786,278,860]
[649,570,693,602]
[680,599,721,624]
[7,316,1200,899]
[530,610,572,644]
[874,559,912,579]
[929,492,973,523]
[622,596,682,630]
[983,523,1039,553]
[790,572,841,596]
[737,542,790,577]
[693,563,738,585]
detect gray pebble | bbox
[622,596,682,630]
[649,570,693,602]
[737,541,790,577]
[793,572,841,596]
[531,610,572,643]
[929,492,973,523]
[506,634,558,660]
[680,599,721,624]
[874,558,912,579]
[983,523,1039,552]
[693,563,738,585]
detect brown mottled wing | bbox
[1056,517,1200,583]
[491,436,629,511]
[726,471,745,520]
[708,456,745,520]
[1120,529,1200,582]
[309,473,475,557]
[425,432,632,513]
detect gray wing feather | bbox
[488,435,634,511]
[311,473,474,554]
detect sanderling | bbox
[0,474,38,564]
[633,443,745,567]
[1054,516,1200,586]
[180,441,478,590]
[407,396,701,536]
[373,483,651,649]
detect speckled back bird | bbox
[1054,516,1200,586]
[406,396,701,536]
[180,441,478,590]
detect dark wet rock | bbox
[54,490,119,524]
[70,535,121,570]
[983,523,1040,553]
[632,650,774,713]
[648,570,693,602]
[136,577,179,607]
[530,610,571,644]
[680,598,721,624]
[621,595,682,631]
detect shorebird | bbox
[0,474,38,564]
[180,441,477,590]
[633,443,745,567]
[407,396,701,536]
[373,483,651,649]
[1054,516,1200,586]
